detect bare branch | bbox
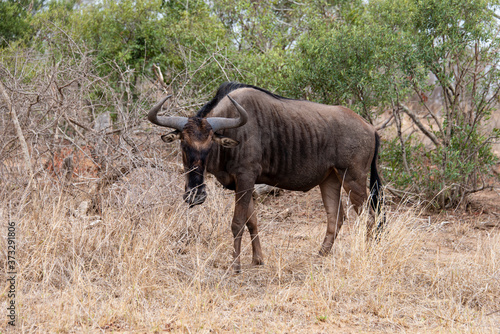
[375,114,394,131]
[393,107,411,175]
[411,83,444,136]
[152,64,169,93]
[400,104,441,147]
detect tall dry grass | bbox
[1,160,499,333]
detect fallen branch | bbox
[0,81,34,178]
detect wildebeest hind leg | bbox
[318,172,344,256]
[343,176,378,239]
[247,197,264,266]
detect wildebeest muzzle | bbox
[183,184,207,207]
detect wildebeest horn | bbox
[147,95,188,130]
[207,95,248,132]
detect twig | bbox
[385,185,421,199]
[485,309,500,316]
[68,117,93,132]
[375,114,394,131]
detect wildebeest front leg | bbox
[247,197,264,266]
[231,177,255,273]
[318,172,344,256]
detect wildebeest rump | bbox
[148,82,383,272]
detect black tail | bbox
[369,133,382,215]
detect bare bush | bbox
[0,32,177,215]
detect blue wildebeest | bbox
[148,82,383,272]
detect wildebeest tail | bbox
[369,133,382,214]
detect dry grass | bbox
[1,162,499,333]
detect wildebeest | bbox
[148,82,382,272]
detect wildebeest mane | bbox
[196,82,289,118]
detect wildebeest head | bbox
[147,95,248,207]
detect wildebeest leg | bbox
[342,174,378,238]
[231,177,255,273]
[318,171,344,256]
[247,197,264,266]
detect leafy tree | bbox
[212,0,363,93]
[32,0,239,100]
[0,0,39,47]
[396,0,500,206]
[287,0,500,207]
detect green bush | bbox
[285,0,500,208]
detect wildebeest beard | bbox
[183,177,207,207]
[182,145,209,208]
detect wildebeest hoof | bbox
[232,264,241,274]
[318,248,331,257]
[252,259,264,266]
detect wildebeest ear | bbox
[161,130,181,143]
[213,134,239,148]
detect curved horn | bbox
[207,95,248,132]
[147,95,188,130]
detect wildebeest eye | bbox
[161,130,181,143]
[213,134,239,148]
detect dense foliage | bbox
[1,0,499,207]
